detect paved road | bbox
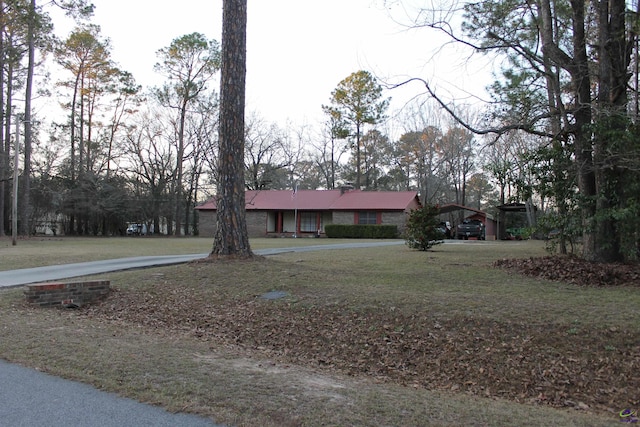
[0,240,405,426]
[0,360,222,427]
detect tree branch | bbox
[389,77,557,141]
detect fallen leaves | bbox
[72,255,640,415]
[78,288,640,414]
[493,255,640,287]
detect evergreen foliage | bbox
[324,224,398,239]
[405,204,443,251]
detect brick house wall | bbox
[198,209,411,238]
[198,211,216,237]
[197,210,267,238]
[198,210,407,237]
[196,190,419,239]
[331,211,353,226]
[246,211,267,237]
[381,211,410,236]
[332,210,409,235]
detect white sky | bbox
[51,0,494,129]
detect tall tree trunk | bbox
[174,101,187,236]
[0,0,5,236]
[20,0,36,236]
[4,61,14,235]
[592,0,632,262]
[330,137,336,189]
[539,0,568,253]
[568,0,597,260]
[355,122,361,189]
[68,67,81,234]
[211,0,252,257]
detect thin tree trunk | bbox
[68,65,81,234]
[20,0,35,236]
[174,101,187,236]
[0,0,5,236]
[4,60,14,235]
[355,123,361,189]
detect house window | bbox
[358,211,378,225]
[300,212,319,232]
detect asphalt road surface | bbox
[0,360,223,427]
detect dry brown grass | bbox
[0,237,634,426]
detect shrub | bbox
[405,204,444,251]
[325,224,398,238]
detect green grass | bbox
[0,237,632,426]
[267,241,639,324]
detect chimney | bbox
[340,182,354,195]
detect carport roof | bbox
[438,203,486,215]
[497,202,537,212]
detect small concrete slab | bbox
[260,290,289,300]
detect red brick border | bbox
[24,280,111,308]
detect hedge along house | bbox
[195,188,422,238]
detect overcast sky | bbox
[51,0,493,128]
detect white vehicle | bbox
[126,223,147,236]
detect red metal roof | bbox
[196,189,421,211]
[328,190,420,210]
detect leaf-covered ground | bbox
[79,255,640,417]
[494,255,640,287]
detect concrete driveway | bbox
[0,240,405,289]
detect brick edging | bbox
[24,280,111,308]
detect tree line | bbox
[388,0,640,263]
[0,1,506,239]
[2,1,639,264]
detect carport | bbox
[438,203,497,240]
[496,202,537,240]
